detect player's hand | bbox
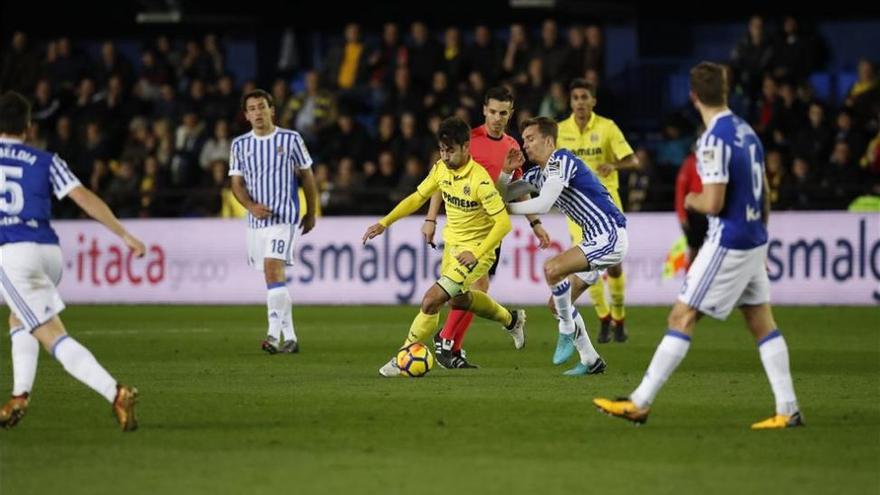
[532,224,551,249]
[362,223,386,245]
[249,203,272,219]
[421,220,436,247]
[596,163,615,177]
[455,250,478,270]
[503,148,525,173]
[300,213,316,235]
[122,233,146,258]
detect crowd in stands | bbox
[0,16,877,219]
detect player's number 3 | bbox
[0,165,25,215]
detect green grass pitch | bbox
[1,305,877,494]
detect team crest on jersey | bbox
[701,149,716,162]
[463,185,471,196]
[590,133,599,143]
[277,146,285,156]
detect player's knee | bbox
[420,291,446,314]
[607,264,622,277]
[449,293,471,310]
[667,307,696,330]
[543,261,562,284]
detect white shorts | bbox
[575,227,628,285]
[247,223,296,271]
[678,241,770,320]
[0,243,65,332]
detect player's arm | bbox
[469,209,512,262]
[230,176,271,219]
[597,124,639,176]
[507,176,564,215]
[422,191,443,246]
[363,169,438,244]
[299,168,318,234]
[684,183,726,216]
[67,186,145,256]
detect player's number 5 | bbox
[0,165,25,215]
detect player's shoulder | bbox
[592,112,619,130]
[2,141,57,166]
[470,159,494,183]
[231,131,254,146]
[470,125,486,139]
[275,126,303,140]
[502,133,520,148]
[701,111,745,145]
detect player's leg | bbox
[380,284,448,377]
[544,247,602,374]
[568,217,611,329]
[259,224,297,354]
[0,313,36,428]
[434,273,483,368]
[546,273,591,365]
[606,190,627,342]
[448,273,486,351]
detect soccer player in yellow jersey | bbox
[362,117,527,377]
[556,78,639,343]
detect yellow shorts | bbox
[437,244,497,297]
[567,188,623,243]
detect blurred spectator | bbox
[325,157,361,214]
[374,113,402,158]
[369,23,407,88]
[1,32,41,93]
[140,155,168,217]
[502,24,530,81]
[656,121,691,168]
[105,160,140,218]
[384,66,422,116]
[532,19,566,82]
[793,102,833,166]
[95,41,133,89]
[31,78,62,131]
[442,27,464,83]
[731,15,775,100]
[771,16,819,81]
[398,112,429,163]
[824,141,864,208]
[281,70,337,146]
[770,80,807,147]
[172,111,206,186]
[408,22,443,92]
[423,71,457,118]
[753,75,778,138]
[562,25,586,84]
[45,37,86,92]
[861,125,880,175]
[324,23,368,91]
[319,113,372,166]
[199,119,231,170]
[779,156,818,210]
[765,149,787,209]
[393,156,425,203]
[847,59,880,128]
[516,57,546,115]
[204,74,239,125]
[463,25,501,85]
[833,109,867,161]
[538,81,567,121]
[584,25,604,74]
[625,147,656,212]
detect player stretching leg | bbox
[504,117,627,376]
[594,62,802,428]
[363,117,526,377]
[0,91,143,431]
[422,87,550,368]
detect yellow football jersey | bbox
[557,112,634,193]
[416,158,506,248]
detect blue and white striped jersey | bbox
[0,137,80,245]
[522,149,626,240]
[697,110,767,249]
[229,127,312,229]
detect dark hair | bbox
[484,86,514,105]
[240,89,274,112]
[689,62,727,107]
[568,78,596,97]
[437,117,471,147]
[0,91,30,134]
[519,116,558,141]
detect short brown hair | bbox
[240,89,274,112]
[520,116,558,141]
[689,62,727,107]
[437,117,470,147]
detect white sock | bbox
[280,296,297,343]
[551,280,574,334]
[10,327,39,396]
[630,330,691,408]
[266,285,287,341]
[571,310,600,366]
[52,336,117,403]
[758,330,799,415]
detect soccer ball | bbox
[396,343,435,377]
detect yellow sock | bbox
[587,282,610,319]
[468,290,512,326]
[404,311,440,347]
[609,271,626,321]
